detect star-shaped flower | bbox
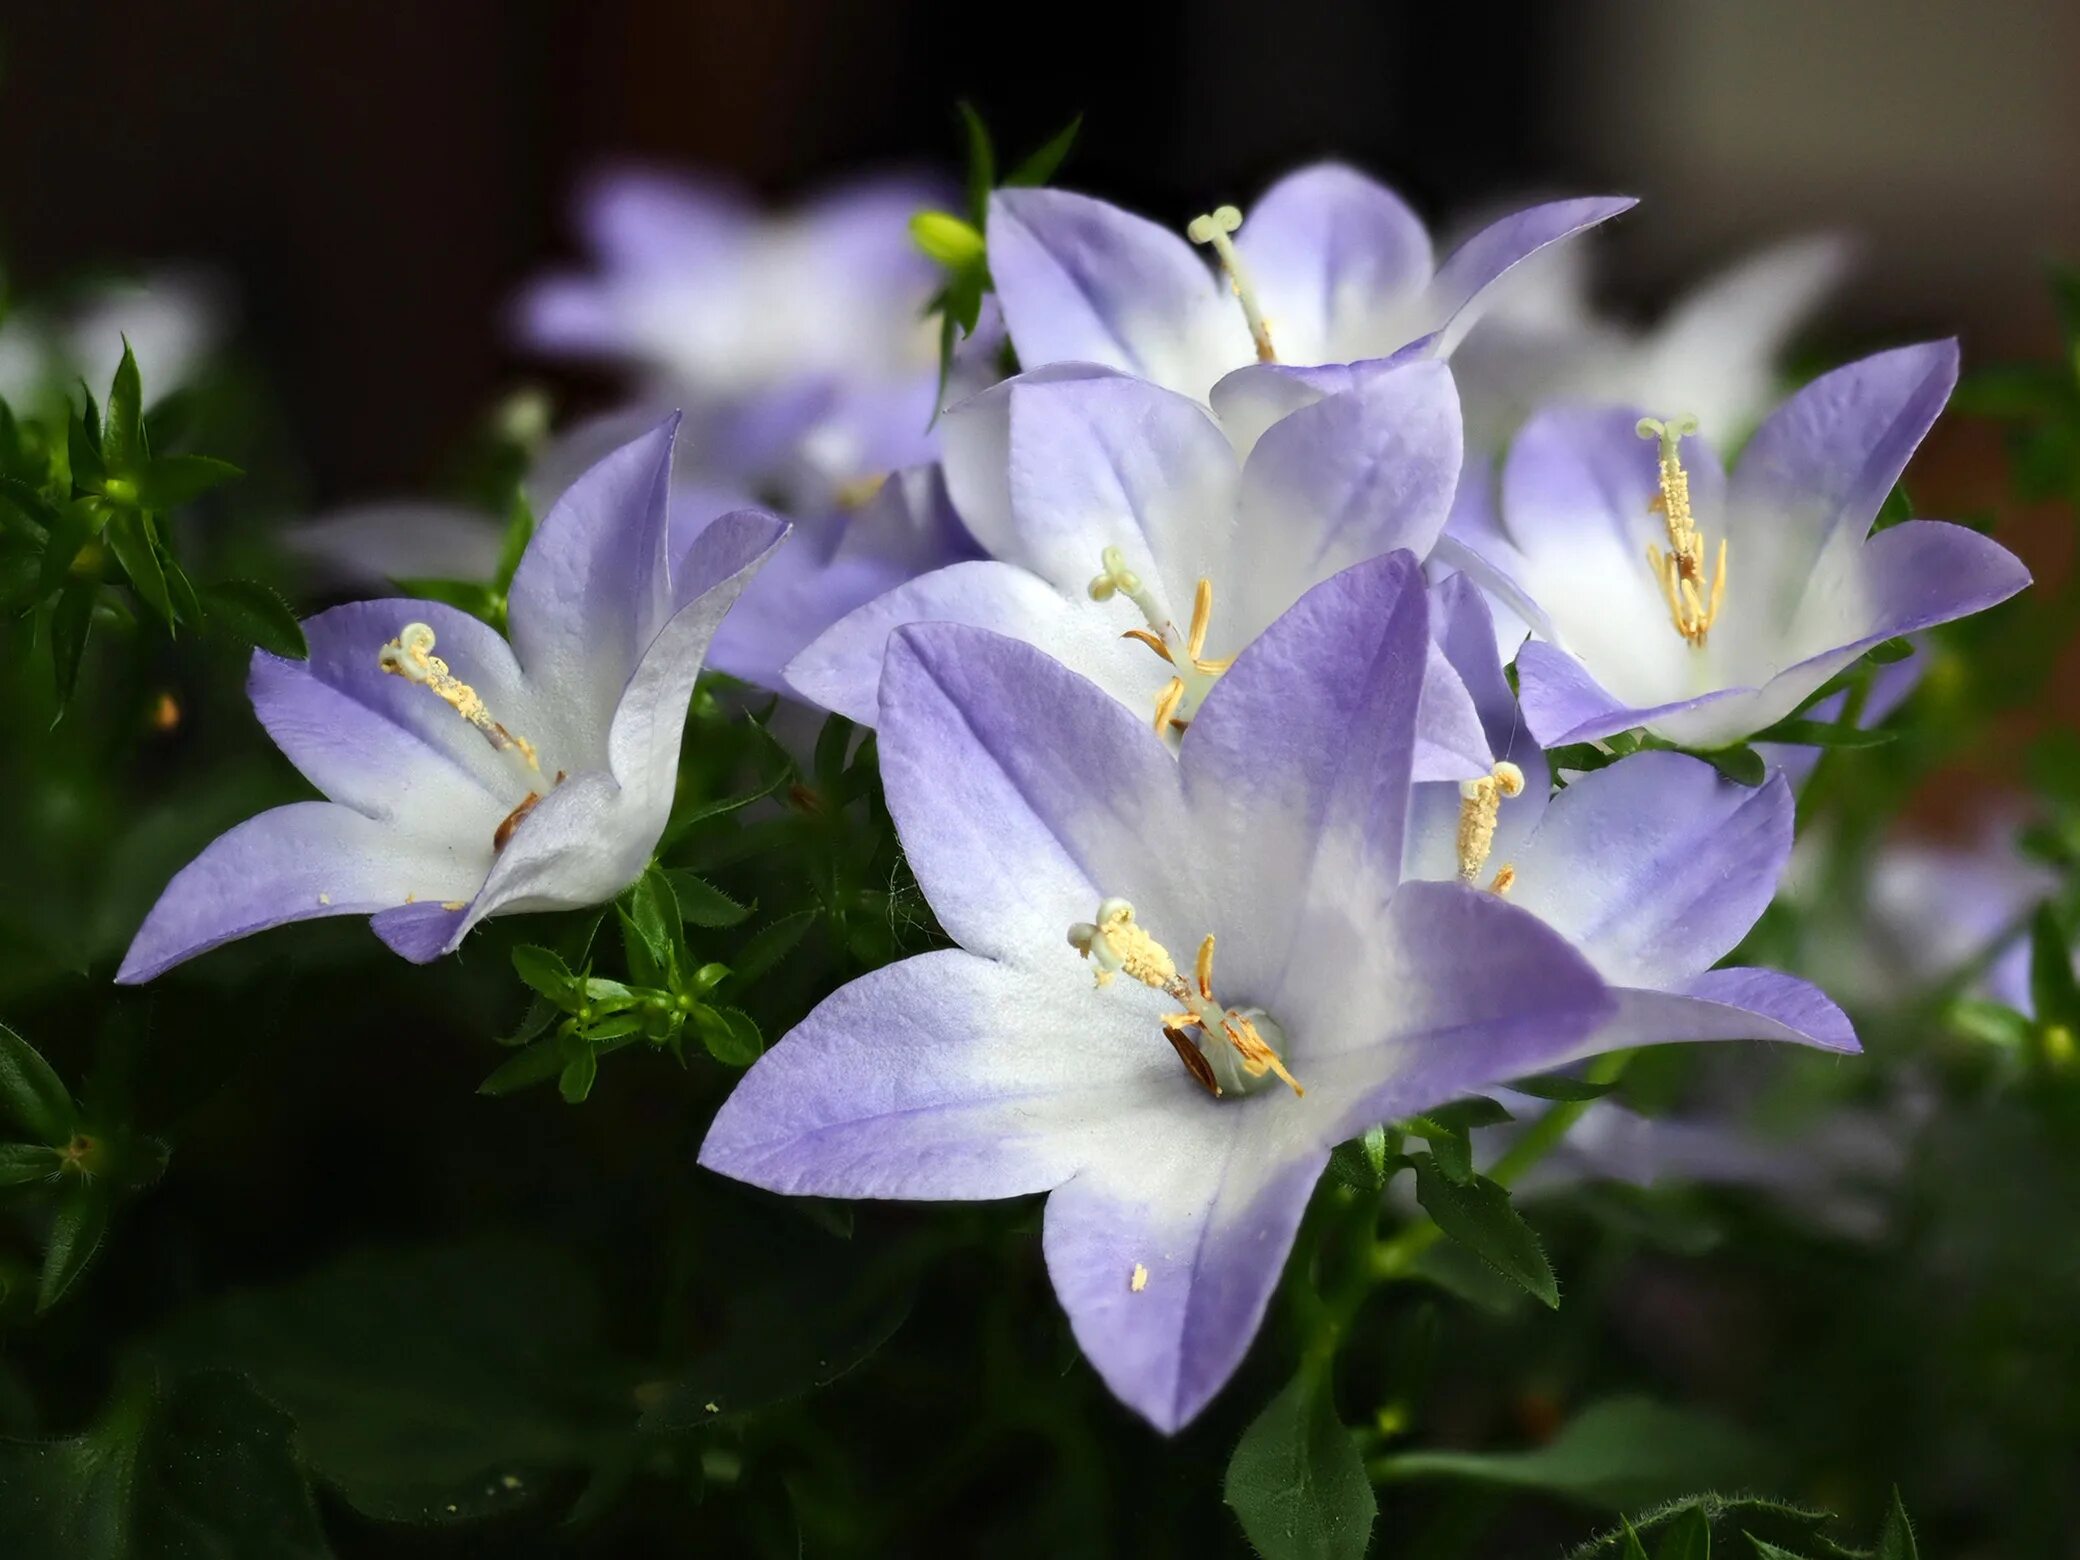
[1440,342,2031,750]
[118,420,784,981]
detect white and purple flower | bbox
[118,421,784,981]
[702,553,1855,1432]
[789,358,1492,779]
[1441,342,2031,750]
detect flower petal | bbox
[701,949,1178,1200]
[506,415,679,759]
[876,622,1191,965]
[987,187,1248,400]
[1234,162,1433,368]
[785,560,1155,728]
[1593,968,1859,1054]
[116,802,482,983]
[1225,361,1463,644]
[1043,1128,1326,1432]
[1790,518,2032,663]
[1427,197,1638,355]
[1504,754,1791,988]
[1207,350,1426,459]
[249,599,533,826]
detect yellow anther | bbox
[1152,677,1187,734]
[1637,416,1726,648]
[1488,863,1517,896]
[379,622,541,772]
[1187,204,1276,363]
[1069,900,1303,1097]
[1456,761,1525,884]
[1090,547,1233,732]
[832,472,888,511]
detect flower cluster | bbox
[120,156,2030,1439]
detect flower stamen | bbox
[1090,547,1231,732]
[1456,760,1525,885]
[1067,900,1303,1097]
[379,623,541,773]
[1186,205,1276,363]
[1637,416,1726,648]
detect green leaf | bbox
[477,1040,568,1098]
[1224,1369,1376,1560]
[1868,635,1915,664]
[102,340,146,476]
[1566,1496,1855,1560]
[955,100,997,225]
[1876,1488,1919,1560]
[0,1021,78,1142]
[1871,480,1913,532]
[36,496,102,597]
[2028,904,2080,1030]
[1621,1520,1651,1560]
[48,579,97,714]
[104,509,172,627]
[1411,1153,1557,1307]
[1505,1073,1618,1102]
[38,1177,111,1312]
[1377,1399,1771,1513]
[494,490,535,592]
[511,944,581,1011]
[729,908,817,989]
[199,578,307,659]
[1656,1505,1711,1560]
[1746,718,1895,750]
[1744,1540,1803,1560]
[1690,744,1766,786]
[696,1006,763,1068]
[0,1370,332,1559]
[1005,112,1084,187]
[1407,1117,1474,1183]
[557,1046,599,1105]
[133,453,242,510]
[1325,1124,1390,1193]
[661,869,753,929]
[0,1142,60,1186]
[618,866,682,986]
[69,401,107,491]
[152,1239,625,1524]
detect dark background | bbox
[6,0,2075,503]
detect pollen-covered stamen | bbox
[1067,901,1303,1097]
[1456,760,1525,885]
[1187,205,1276,363]
[1637,415,1727,649]
[1091,547,1232,733]
[379,622,541,774]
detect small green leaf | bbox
[1407,1117,1474,1183]
[68,402,107,491]
[663,870,753,929]
[2028,904,2080,1030]
[1691,745,1766,786]
[1224,1369,1376,1560]
[102,340,146,475]
[1656,1505,1711,1560]
[1411,1153,1557,1307]
[1620,1520,1651,1560]
[1326,1124,1390,1192]
[729,908,817,988]
[477,1041,569,1097]
[0,1023,77,1144]
[105,509,172,627]
[1506,1073,1618,1102]
[1747,718,1895,750]
[1004,112,1084,188]
[48,580,97,714]
[557,1046,598,1105]
[1868,636,1915,663]
[511,945,580,1009]
[1744,1541,1804,1560]
[133,452,242,510]
[955,100,997,225]
[36,496,102,598]
[1875,1488,1919,1560]
[618,866,683,986]
[696,1006,763,1068]
[38,1177,111,1312]
[200,578,307,659]
[0,1142,61,1186]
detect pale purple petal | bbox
[700,950,1171,1200]
[1207,347,1431,459]
[1516,639,1751,748]
[1044,1139,1325,1432]
[940,362,1130,562]
[116,802,482,983]
[249,599,533,824]
[1504,755,1792,989]
[506,416,678,755]
[1792,519,2031,660]
[987,187,1249,399]
[1428,197,1638,355]
[1593,969,1859,1055]
[1225,361,1463,642]
[876,623,1191,965]
[785,560,1153,728]
[1235,162,1432,367]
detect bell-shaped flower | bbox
[1403,575,1859,1057]
[117,420,785,982]
[985,161,1633,414]
[788,359,1494,780]
[1450,234,1848,453]
[702,552,1620,1431]
[1441,342,2031,750]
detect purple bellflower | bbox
[704,552,1851,1432]
[118,421,785,981]
[1439,342,2030,751]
